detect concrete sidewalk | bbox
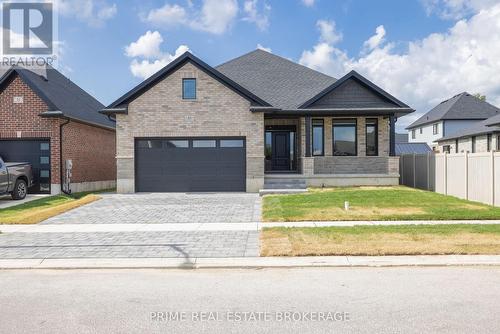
[1,255,500,269]
[2,220,500,234]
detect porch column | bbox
[305,116,312,157]
[389,115,396,156]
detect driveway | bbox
[0,193,261,258]
[42,193,262,224]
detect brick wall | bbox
[62,121,116,184]
[116,61,264,193]
[0,74,62,185]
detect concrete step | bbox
[259,189,308,196]
[264,183,307,189]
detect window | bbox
[333,119,357,156]
[166,140,189,148]
[220,139,244,148]
[182,78,196,99]
[40,156,49,164]
[411,129,416,139]
[487,134,492,152]
[433,123,439,135]
[193,140,216,148]
[40,143,49,150]
[472,136,476,153]
[365,118,378,156]
[40,170,50,178]
[312,119,324,156]
[137,140,162,149]
[419,127,423,134]
[443,145,451,154]
[498,135,500,151]
[455,139,459,153]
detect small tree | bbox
[473,93,486,101]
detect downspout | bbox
[59,118,71,195]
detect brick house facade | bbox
[103,51,413,193]
[0,68,115,194]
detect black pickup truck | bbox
[0,156,34,200]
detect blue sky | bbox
[54,0,500,130]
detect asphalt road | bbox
[0,267,499,333]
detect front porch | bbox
[263,116,400,188]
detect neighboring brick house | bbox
[436,111,500,153]
[0,66,116,194]
[407,92,499,150]
[102,50,413,193]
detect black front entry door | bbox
[272,132,290,171]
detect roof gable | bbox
[407,92,500,129]
[0,66,113,129]
[107,52,270,110]
[305,76,401,109]
[299,70,410,110]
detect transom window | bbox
[312,119,324,156]
[333,119,357,156]
[182,78,196,100]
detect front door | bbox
[272,132,290,171]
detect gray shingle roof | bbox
[396,143,432,155]
[396,133,409,143]
[0,66,114,129]
[407,92,500,129]
[216,49,337,109]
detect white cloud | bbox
[145,4,187,26]
[300,4,500,130]
[125,30,163,59]
[257,43,272,52]
[144,0,238,35]
[125,31,189,80]
[301,0,315,7]
[421,0,498,19]
[317,20,342,45]
[363,25,386,51]
[243,0,271,31]
[57,0,117,27]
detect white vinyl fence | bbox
[400,152,500,207]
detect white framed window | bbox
[433,123,439,135]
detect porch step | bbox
[259,189,308,196]
[263,178,307,190]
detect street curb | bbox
[1,255,500,270]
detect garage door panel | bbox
[135,137,246,192]
[0,140,51,194]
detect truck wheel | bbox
[11,179,28,200]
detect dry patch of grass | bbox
[261,225,500,256]
[294,206,426,221]
[0,195,100,225]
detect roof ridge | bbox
[216,48,337,81]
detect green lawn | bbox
[0,189,114,225]
[263,186,500,222]
[261,224,500,256]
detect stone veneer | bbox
[115,61,264,193]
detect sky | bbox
[49,0,500,131]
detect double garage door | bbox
[135,137,246,192]
[0,140,51,194]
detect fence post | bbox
[400,155,404,185]
[427,152,431,191]
[464,152,469,200]
[444,153,448,195]
[492,150,495,206]
[413,153,416,188]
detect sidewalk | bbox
[2,220,500,233]
[1,255,500,269]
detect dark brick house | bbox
[0,66,116,194]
